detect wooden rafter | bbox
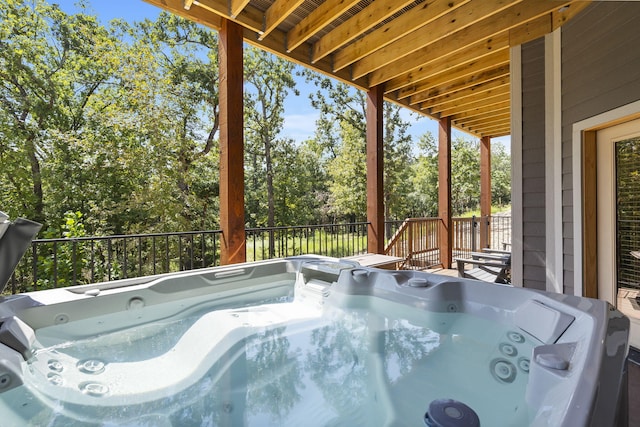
[312,0,415,63]
[333,0,469,72]
[434,95,510,117]
[429,86,511,114]
[351,0,518,79]
[453,104,511,119]
[381,34,510,92]
[403,51,510,102]
[421,76,510,108]
[188,0,263,32]
[261,0,305,40]
[471,120,512,134]
[229,0,250,18]
[287,0,361,53]
[459,111,510,127]
[144,0,589,143]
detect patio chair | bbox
[454,250,511,284]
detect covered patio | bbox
[139,1,640,422]
[143,0,587,272]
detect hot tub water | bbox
[8,298,533,426]
[0,257,629,427]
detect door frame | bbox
[572,100,640,298]
[596,120,640,304]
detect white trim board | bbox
[545,29,563,294]
[510,45,523,288]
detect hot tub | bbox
[0,257,629,426]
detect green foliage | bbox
[36,211,88,290]
[409,134,511,216]
[303,72,419,222]
[244,47,298,230]
[409,132,439,216]
[0,0,512,258]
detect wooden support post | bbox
[583,130,598,298]
[366,84,385,254]
[480,136,492,249]
[438,117,452,268]
[219,19,246,265]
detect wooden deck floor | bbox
[423,267,459,278]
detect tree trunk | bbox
[25,135,44,224]
[265,136,275,257]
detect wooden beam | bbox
[483,130,509,138]
[368,2,572,88]
[241,24,370,92]
[287,0,361,52]
[461,122,511,137]
[144,0,222,29]
[410,75,509,108]
[351,0,518,79]
[190,0,263,33]
[462,122,510,136]
[397,49,509,102]
[380,32,510,91]
[469,116,512,130]
[367,85,385,255]
[219,19,246,265]
[452,109,509,126]
[480,136,491,249]
[430,94,510,117]
[229,0,250,18]
[439,117,452,268]
[353,0,568,78]
[509,14,551,46]
[552,1,591,30]
[471,122,511,136]
[333,0,467,71]
[312,0,415,63]
[429,86,511,114]
[583,130,598,298]
[452,105,511,123]
[468,117,512,130]
[261,0,305,40]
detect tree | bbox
[304,71,415,222]
[491,141,511,207]
[326,110,367,221]
[410,134,511,216]
[124,13,221,232]
[409,132,439,217]
[382,105,414,220]
[244,47,298,232]
[450,137,481,215]
[0,0,120,226]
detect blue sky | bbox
[56,0,509,149]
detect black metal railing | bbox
[6,217,512,294]
[8,230,222,295]
[7,223,371,294]
[245,222,369,261]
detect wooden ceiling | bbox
[144,0,590,138]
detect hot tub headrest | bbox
[0,214,42,294]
